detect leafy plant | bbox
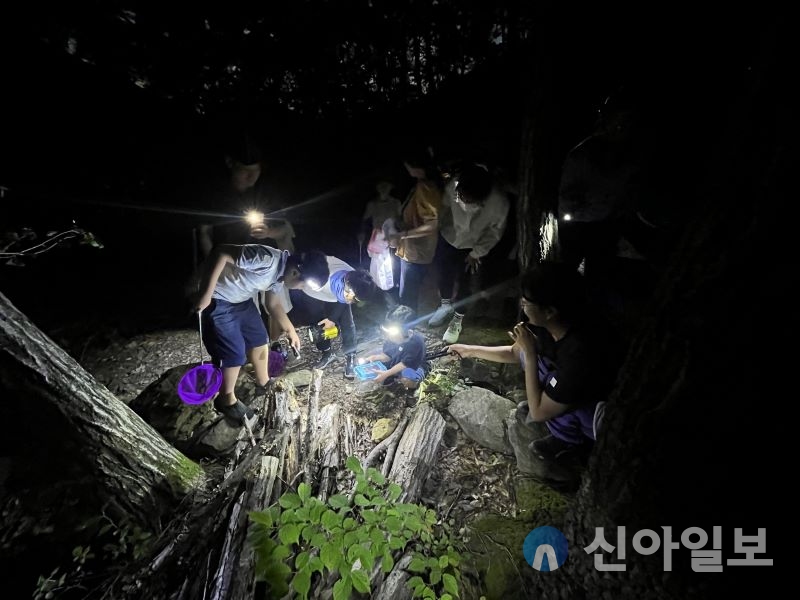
[250,456,465,599]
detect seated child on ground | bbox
[359,305,427,389]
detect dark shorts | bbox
[202,298,269,368]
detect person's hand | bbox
[373,371,389,384]
[509,322,537,356]
[465,254,481,274]
[288,329,302,352]
[446,344,469,359]
[318,318,336,330]
[193,292,213,314]
[386,233,402,248]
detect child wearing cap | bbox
[359,305,427,389]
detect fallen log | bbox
[375,553,414,600]
[386,403,445,504]
[302,369,324,485]
[315,403,341,502]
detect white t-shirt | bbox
[302,255,354,303]
[212,245,287,304]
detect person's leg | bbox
[239,299,271,392]
[435,235,460,302]
[399,260,426,313]
[330,302,356,355]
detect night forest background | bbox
[0,2,794,599]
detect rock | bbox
[129,364,257,458]
[448,387,515,454]
[371,418,396,442]
[281,369,313,388]
[505,410,578,483]
[458,357,500,383]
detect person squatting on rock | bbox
[193,244,329,426]
[446,261,623,463]
[359,305,428,390]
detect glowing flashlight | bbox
[562,213,572,221]
[245,210,264,226]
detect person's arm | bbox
[265,289,302,351]
[446,343,517,363]
[373,360,406,383]
[469,196,510,259]
[194,245,238,311]
[362,353,390,363]
[510,323,570,422]
[398,216,438,240]
[197,224,214,259]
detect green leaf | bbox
[425,509,438,525]
[343,517,356,530]
[321,510,342,531]
[249,511,273,528]
[442,573,459,597]
[333,575,352,600]
[405,515,423,532]
[447,551,460,567]
[407,557,427,573]
[440,595,453,600]
[385,516,402,533]
[295,551,310,571]
[272,544,291,562]
[292,569,311,599]
[372,496,387,507]
[298,482,311,503]
[381,552,394,573]
[295,506,310,521]
[387,483,403,502]
[345,456,363,475]
[278,524,300,546]
[388,536,406,550]
[429,557,441,570]
[310,533,327,548]
[422,585,436,599]
[281,509,299,524]
[351,569,370,594]
[354,494,370,506]
[429,567,442,585]
[301,525,316,542]
[310,503,326,524]
[370,527,385,547]
[279,493,302,509]
[328,494,350,509]
[361,510,380,524]
[320,542,340,572]
[308,556,325,574]
[343,531,359,548]
[366,467,386,485]
[406,576,425,592]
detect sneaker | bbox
[529,435,575,462]
[343,353,356,380]
[428,300,455,327]
[214,396,257,428]
[442,313,463,344]
[315,350,336,369]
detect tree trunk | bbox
[526,23,790,600]
[0,291,205,530]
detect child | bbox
[360,305,427,389]
[193,244,329,426]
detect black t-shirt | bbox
[529,319,622,407]
[383,331,426,370]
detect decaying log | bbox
[375,553,414,600]
[315,403,340,502]
[302,368,324,484]
[0,291,205,531]
[363,412,409,472]
[272,382,301,500]
[386,403,445,504]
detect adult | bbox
[428,162,510,344]
[386,148,443,313]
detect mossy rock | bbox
[514,477,569,523]
[456,323,510,347]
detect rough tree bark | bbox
[0,291,205,530]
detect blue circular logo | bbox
[523,526,569,571]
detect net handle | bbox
[197,310,204,366]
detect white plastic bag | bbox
[370,249,394,291]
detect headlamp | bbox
[305,278,323,291]
[381,324,402,336]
